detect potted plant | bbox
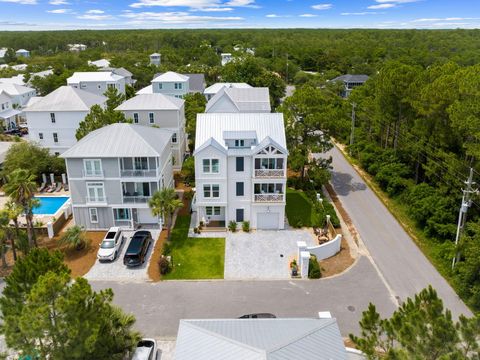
[290,259,298,277]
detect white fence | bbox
[306,234,342,261]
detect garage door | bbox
[257,213,279,230]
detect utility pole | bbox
[286,53,289,83]
[349,102,356,155]
[452,168,478,269]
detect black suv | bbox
[123,231,153,267]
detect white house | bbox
[24,86,106,155]
[150,53,161,66]
[194,113,287,230]
[61,123,174,230]
[0,75,25,86]
[0,83,36,107]
[205,87,271,113]
[0,48,7,61]
[0,91,21,130]
[88,59,110,69]
[115,93,186,169]
[221,53,233,66]
[203,82,251,100]
[100,67,135,86]
[67,44,87,52]
[137,72,205,97]
[67,71,126,96]
[15,49,30,58]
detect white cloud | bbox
[368,3,395,9]
[311,3,332,10]
[129,0,257,10]
[341,12,381,16]
[86,9,105,14]
[0,0,37,4]
[47,8,71,13]
[193,7,234,11]
[368,0,421,9]
[121,11,243,24]
[299,14,318,17]
[77,14,112,20]
[49,0,69,4]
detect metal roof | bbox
[174,318,347,360]
[136,85,153,95]
[67,71,124,83]
[0,83,35,96]
[223,130,257,140]
[152,71,189,83]
[115,93,184,111]
[195,113,286,153]
[61,123,172,158]
[206,87,271,113]
[88,59,110,68]
[331,74,369,83]
[204,82,252,95]
[0,108,21,119]
[24,86,106,112]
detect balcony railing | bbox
[122,196,151,204]
[254,193,284,202]
[86,196,107,203]
[82,170,104,178]
[120,169,158,177]
[254,169,284,178]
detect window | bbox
[236,157,244,172]
[255,158,284,170]
[53,133,58,143]
[84,159,102,176]
[114,208,131,220]
[254,183,283,194]
[54,152,60,156]
[134,157,148,170]
[202,159,219,173]
[171,133,177,143]
[149,112,154,124]
[133,113,139,124]
[81,84,87,88]
[89,208,98,223]
[174,82,183,90]
[39,133,43,140]
[236,182,244,196]
[234,139,245,148]
[203,184,219,198]
[236,209,244,222]
[206,206,221,216]
[107,84,115,89]
[158,83,163,90]
[87,182,105,202]
[50,113,55,123]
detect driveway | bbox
[84,229,161,282]
[224,230,316,280]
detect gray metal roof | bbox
[61,123,172,158]
[223,130,257,140]
[24,86,106,112]
[206,87,271,112]
[331,74,369,83]
[195,113,286,154]
[115,93,184,111]
[204,82,252,95]
[154,72,206,93]
[174,318,347,360]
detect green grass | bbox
[286,188,314,227]
[162,215,225,280]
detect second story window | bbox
[174,82,183,90]
[133,113,139,123]
[158,83,163,90]
[149,113,154,124]
[203,184,220,198]
[39,133,43,140]
[236,157,244,172]
[87,182,105,202]
[53,133,58,143]
[203,159,219,173]
[84,159,102,177]
[171,133,177,143]
[50,113,55,123]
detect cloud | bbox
[47,8,71,13]
[86,9,104,14]
[77,14,112,20]
[368,0,421,9]
[129,0,257,10]
[0,0,37,4]
[311,3,332,10]
[0,20,38,25]
[49,0,69,4]
[193,7,234,11]
[341,12,381,16]
[412,17,479,22]
[121,11,243,24]
[299,14,318,17]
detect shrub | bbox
[159,256,172,275]
[290,216,303,228]
[242,221,250,233]
[228,221,237,232]
[162,242,171,256]
[308,255,321,279]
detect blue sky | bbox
[0,0,479,31]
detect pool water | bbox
[33,196,70,215]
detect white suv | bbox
[132,339,157,360]
[97,227,123,261]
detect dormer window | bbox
[235,140,245,147]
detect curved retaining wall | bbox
[306,234,342,261]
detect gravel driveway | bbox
[224,229,315,280]
[85,229,161,282]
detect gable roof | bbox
[88,59,110,68]
[152,71,189,83]
[206,87,271,113]
[195,113,286,155]
[115,93,184,111]
[184,73,205,93]
[67,71,124,83]
[0,83,35,96]
[174,318,347,360]
[331,74,369,83]
[136,84,153,95]
[24,86,106,112]
[61,123,172,158]
[204,82,252,95]
[0,75,25,86]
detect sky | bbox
[0,0,479,31]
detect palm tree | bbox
[0,210,11,268]
[58,225,88,251]
[5,200,21,261]
[148,188,183,241]
[3,169,39,248]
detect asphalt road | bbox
[327,145,472,318]
[91,256,396,338]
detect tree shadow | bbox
[331,171,367,196]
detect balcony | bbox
[254,193,284,203]
[120,169,158,178]
[82,170,104,178]
[254,169,284,178]
[86,196,107,204]
[122,196,151,204]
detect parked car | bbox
[123,230,152,267]
[132,338,157,360]
[238,313,277,319]
[97,227,123,261]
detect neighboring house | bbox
[0,141,15,168]
[61,123,174,231]
[205,87,271,113]
[137,72,205,97]
[88,59,110,69]
[0,83,37,107]
[204,82,252,100]
[115,93,186,169]
[150,52,161,66]
[16,49,30,58]
[194,113,287,230]
[68,43,87,52]
[0,75,25,86]
[67,71,126,96]
[174,316,351,360]
[0,91,21,130]
[0,48,7,61]
[24,86,106,154]
[11,64,27,71]
[100,67,135,86]
[330,74,370,98]
[221,53,233,66]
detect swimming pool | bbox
[33,196,70,215]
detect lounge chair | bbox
[47,183,56,193]
[38,182,46,192]
[55,183,62,192]
[63,183,69,192]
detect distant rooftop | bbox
[115,93,184,111]
[331,74,369,83]
[67,71,124,83]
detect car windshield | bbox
[105,231,116,239]
[101,240,115,249]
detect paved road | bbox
[328,146,471,318]
[91,256,396,338]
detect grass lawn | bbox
[286,188,314,227]
[162,215,225,280]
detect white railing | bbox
[254,169,284,178]
[122,196,151,204]
[254,194,284,202]
[82,170,104,178]
[120,169,158,177]
[86,196,107,203]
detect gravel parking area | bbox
[84,229,161,282]
[224,230,316,280]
